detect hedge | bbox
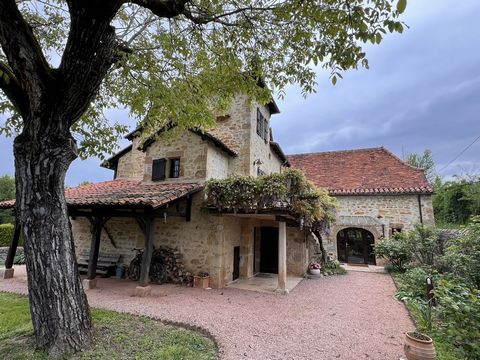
[0,223,24,247]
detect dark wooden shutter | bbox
[152,158,166,181]
[256,108,263,136]
[263,118,268,142]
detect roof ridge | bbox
[287,146,385,157]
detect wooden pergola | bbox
[1,180,202,296]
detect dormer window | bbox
[152,157,181,181]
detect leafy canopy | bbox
[405,149,437,184]
[0,0,407,158]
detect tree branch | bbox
[0,0,52,112]
[0,62,29,118]
[127,0,189,18]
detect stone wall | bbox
[206,144,230,180]
[116,137,145,179]
[323,194,435,263]
[143,131,209,182]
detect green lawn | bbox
[0,292,217,360]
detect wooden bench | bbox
[77,251,120,276]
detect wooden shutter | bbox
[263,118,268,141]
[152,158,166,181]
[256,108,263,136]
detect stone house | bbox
[65,95,310,294]
[0,96,434,292]
[288,148,434,265]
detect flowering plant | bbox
[309,262,321,270]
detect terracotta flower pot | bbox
[404,332,436,360]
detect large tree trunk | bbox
[14,130,92,357]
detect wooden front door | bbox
[337,228,376,265]
[260,227,278,273]
[233,246,240,280]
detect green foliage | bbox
[205,168,337,229]
[373,238,411,271]
[1,1,407,159]
[439,216,480,289]
[0,223,14,247]
[0,174,15,224]
[433,277,480,359]
[13,253,26,265]
[400,224,439,266]
[395,267,438,299]
[433,175,480,225]
[321,259,347,275]
[405,149,436,183]
[0,293,217,360]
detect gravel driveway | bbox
[1,266,412,360]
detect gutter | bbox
[417,194,423,224]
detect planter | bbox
[193,276,210,289]
[309,268,321,275]
[404,332,436,360]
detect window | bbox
[152,158,166,181]
[392,228,402,235]
[256,108,263,137]
[170,158,180,178]
[263,118,269,142]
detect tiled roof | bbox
[288,147,433,195]
[0,180,203,209]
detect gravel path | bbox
[1,266,412,360]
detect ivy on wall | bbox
[205,168,337,231]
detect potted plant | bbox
[404,331,436,360]
[193,271,210,288]
[308,262,321,275]
[404,300,436,360]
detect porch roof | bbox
[0,179,203,210]
[337,215,382,227]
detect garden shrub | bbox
[321,259,347,275]
[0,223,14,247]
[395,267,438,299]
[373,238,411,271]
[401,224,438,266]
[433,277,480,359]
[439,216,480,289]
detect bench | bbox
[77,251,120,276]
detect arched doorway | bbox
[337,228,376,265]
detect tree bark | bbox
[14,130,92,357]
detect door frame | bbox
[336,227,376,265]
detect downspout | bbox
[417,194,424,224]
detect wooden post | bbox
[277,221,288,294]
[2,220,21,279]
[82,217,104,290]
[426,277,436,306]
[137,216,155,294]
[185,196,192,222]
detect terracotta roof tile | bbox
[0,180,203,209]
[288,147,433,195]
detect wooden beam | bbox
[5,220,21,269]
[139,216,155,286]
[186,196,192,222]
[87,217,104,280]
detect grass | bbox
[0,292,217,360]
[391,273,460,360]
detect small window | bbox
[256,108,263,137]
[170,158,180,178]
[391,228,403,237]
[152,158,166,181]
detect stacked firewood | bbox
[150,247,193,285]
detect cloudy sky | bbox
[1,0,479,186]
